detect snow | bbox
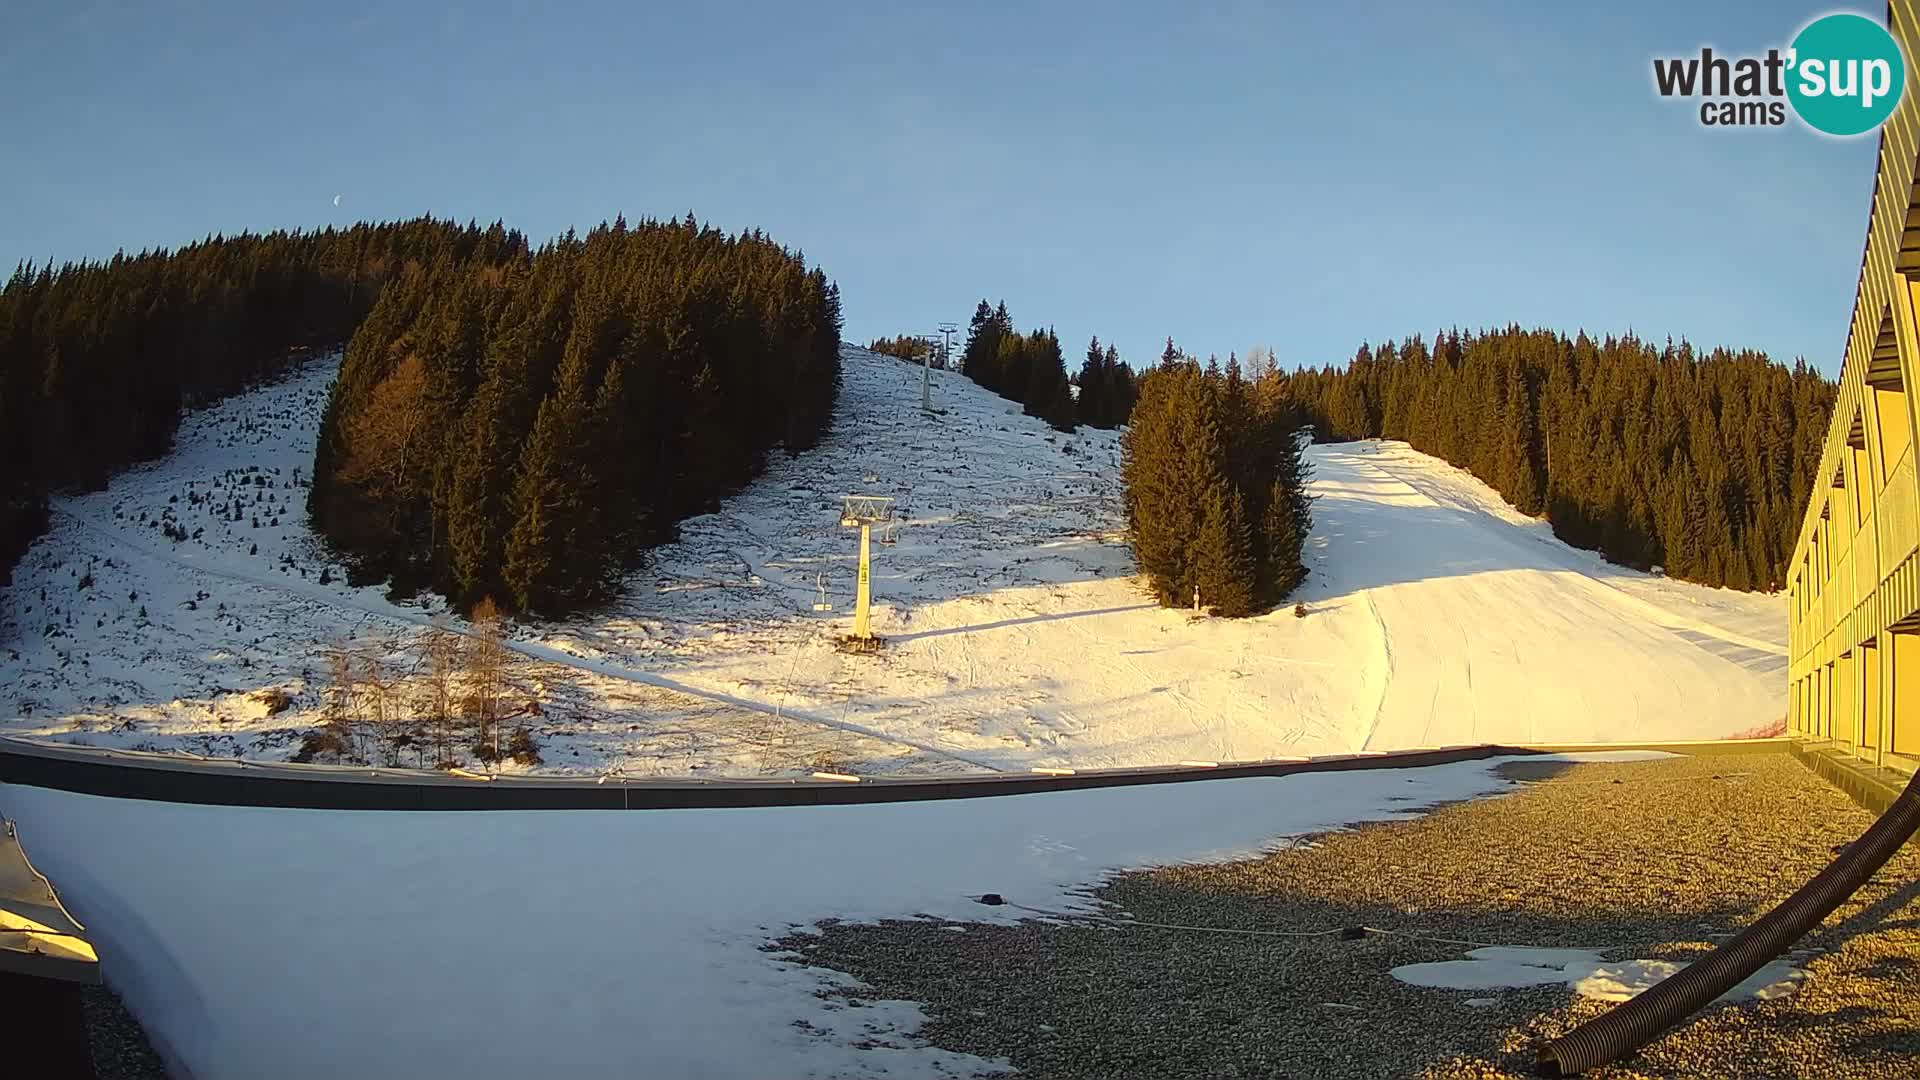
[0,346,1787,776]
[1391,946,1806,1003]
[1389,956,1584,990]
[1567,957,1807,1003]
[2,755,1559,1080]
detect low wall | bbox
[0,737,1520,810]
[0,735,1797,811]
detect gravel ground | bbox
[778,753,1920,1078]
[82,984,169,1079]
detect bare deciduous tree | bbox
[360,649,399,765]
[1244,344,1277,383]
[423,617,463,768]
[468,597,508,763]
[321,638,363,762]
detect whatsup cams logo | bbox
[1653,11,1906,135]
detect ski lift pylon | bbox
[839,494,893,527]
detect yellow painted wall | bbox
[1862,643,1881,751]
[1896,633,1920,756]
[1876,385,1911,483]
[1853,446,1875,525]
[1838,653,1856,749]
[1822,664,1833,740]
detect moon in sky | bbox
[332,194,342,207]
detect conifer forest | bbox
[1274,329,1834,591]
[308,216,843,613]
[0,216,842,613]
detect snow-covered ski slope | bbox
[0,346,1785,774]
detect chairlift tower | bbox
[934,322,959,409]
[839,494,894,645]
[919,334,938,413]
[938,322,958,371]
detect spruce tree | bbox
[1262,476,1307,599]
[1501,361,1542,514]
[999,332,1031,406]
[500,359,591,614]
[1103,345,1135,427]
[1122,367,1203,604]
[1023,329,1073,431]
[1077,335,1105,428]
[961,300,1002,390]
[1193,480,1257,616]
[1044,378,1077,432]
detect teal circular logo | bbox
[1787,13,1906,136]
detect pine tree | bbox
[1501,361,1542,514]
[500,359,592,614]
[1121,358,1302,616]
[1193,480,1256,616]
[999,332,1031,406]
[1122,367,1204,604]
[1103,345,1135,427]
[1023,329,1074,431]
[1262,476,1307,599]
[1077,336,1105,428]
[961,299,1002,390]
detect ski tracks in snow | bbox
[1357,453,1786,664]
[1357,588,1396,752]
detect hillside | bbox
[0,346,1785,773]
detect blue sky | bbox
[0,1,1883,374]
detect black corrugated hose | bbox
[1536,767,1920,1076]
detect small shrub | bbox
[292,723,351,763]
[508,726,541,765]
[254,688,294,716]
[1293,603,1307,618]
